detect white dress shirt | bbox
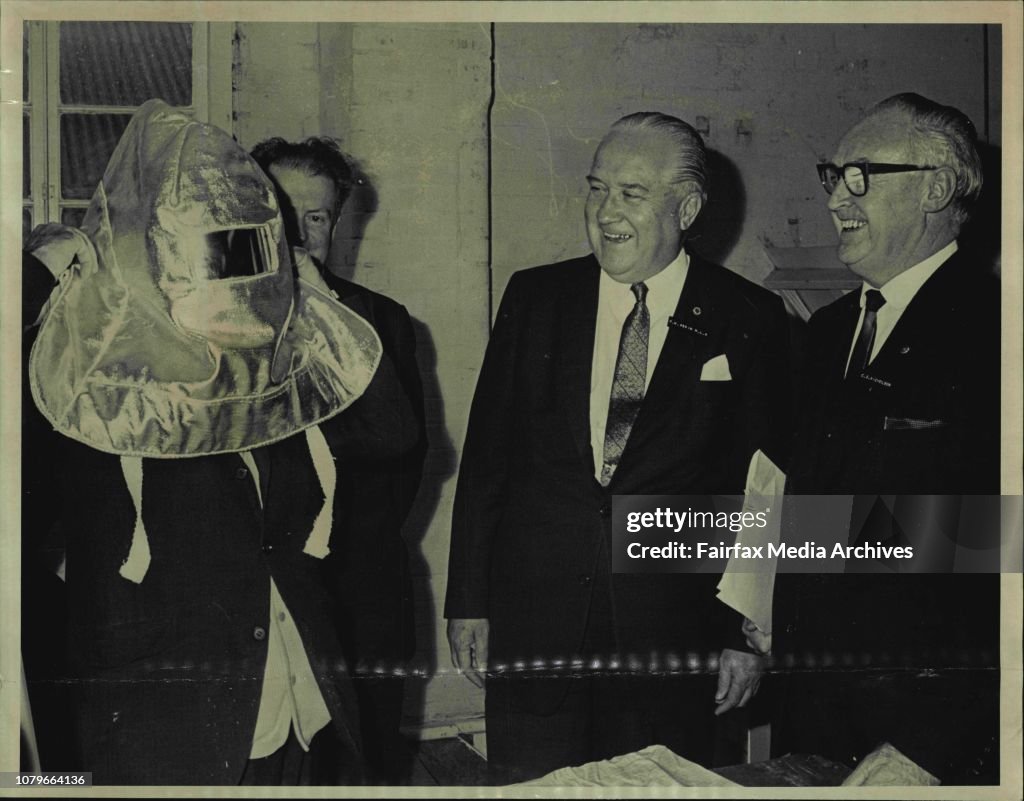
[590,249,690,479]
[846,240,957,376]
[240,451,331,759]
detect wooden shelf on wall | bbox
[762,245,860,321]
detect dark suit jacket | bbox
[21,254,420,785]
[319,273,427,670]
[787,249,999,496]
[445,252,790,712]
[776,249,1000,781]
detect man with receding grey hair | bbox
[445,111,791,782]
[777,93,1000,783]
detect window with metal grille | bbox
[22,21,231,239]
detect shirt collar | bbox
[862,240,957,311]
[600,248,690,318]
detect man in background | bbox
[252,137,427,784]
[445,112,790,783]
[776,93,1000,783]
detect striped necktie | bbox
[600,282,649,487]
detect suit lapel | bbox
[322,273,369,316]
[864,252,963,385]
[829,290,863,382]
[558,257,601,471]
[651,253,711,391]
[603,254,719,486]
[628,254,711,436]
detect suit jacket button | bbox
[262,543,274,553]
[578,575,592,586]
[235,467,249,480]
[253,626,267,641]
[599,504,611,518]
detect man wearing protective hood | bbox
[21,100,419,785]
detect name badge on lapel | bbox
[668,315,708,338]
[857,371,893,388]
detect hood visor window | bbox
[203,225,278,279]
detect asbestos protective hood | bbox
[30,99,382,456]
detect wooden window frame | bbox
[23,20,232,226]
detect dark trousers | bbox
[485,550,723,785]
[486,670,719,785]
[239,725,363,786]
[771,574,1001,784]
[772,668,999,784]
[352,675,414,784]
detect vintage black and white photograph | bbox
[2,1,1021,796]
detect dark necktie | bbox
[848,288,886,378]
[600,282,649,487]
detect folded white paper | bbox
[520,744,739,787]
[841,742,940,786]
[716,449,786,636]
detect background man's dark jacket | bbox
[319,272,427,781]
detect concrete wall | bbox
[233,22,493,731]
[229,22,996,732]
[233,23,324,143]
[318,22,493,730]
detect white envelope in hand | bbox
[700,353,732,381]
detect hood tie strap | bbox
[303,425,335,559]
[118,456,151,583]
[117,429,334,582]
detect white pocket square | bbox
[700,353,732,381]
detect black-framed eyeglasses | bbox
[816,161,937,196]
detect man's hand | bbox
[742,617,772,655]
[25,223,97,279]
[447,618,489,688]
[714,647,763,716]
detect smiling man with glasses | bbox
[775,93,1000,784]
